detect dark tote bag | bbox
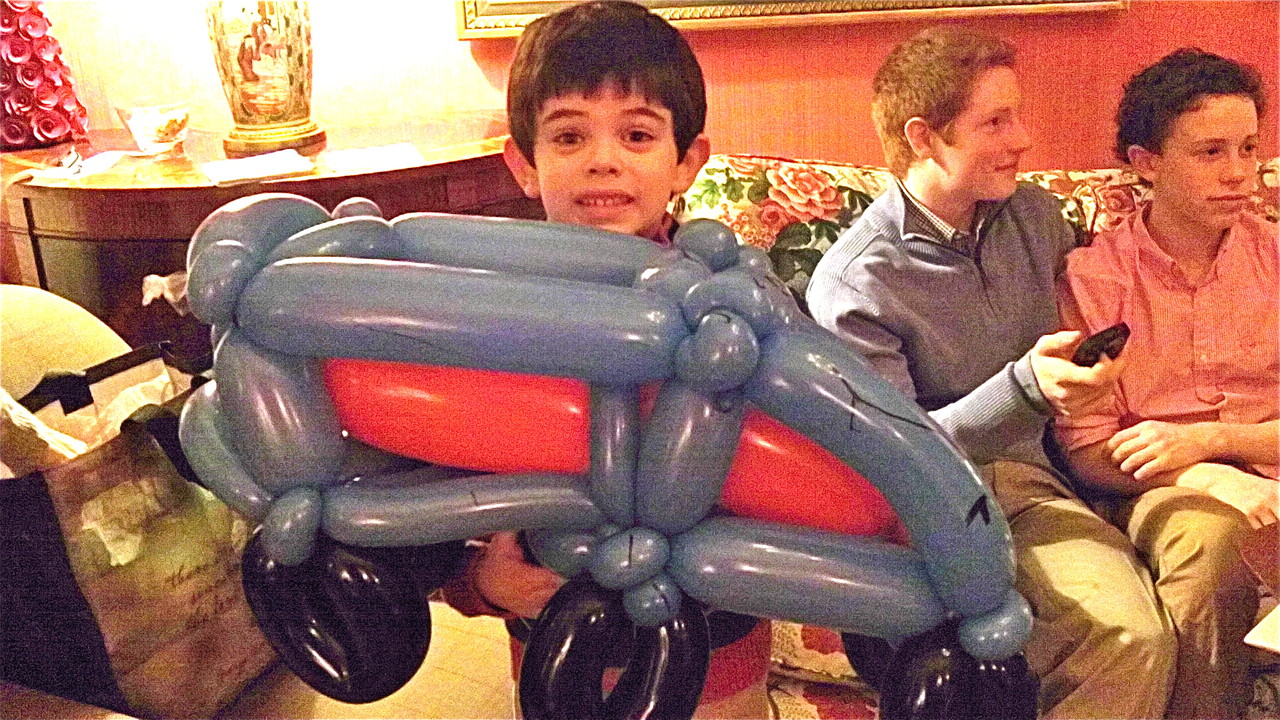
[1,346,275,719]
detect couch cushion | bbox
[677,154,1280,299]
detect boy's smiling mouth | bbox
[577,191,634,207]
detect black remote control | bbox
[1071,322,1130,366]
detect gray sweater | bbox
[806,181,1078,467]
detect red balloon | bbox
[324,359,590,474]
[324,360,903,541]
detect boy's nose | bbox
[1223,152,1256,187]
[587,141,622,175]
[1009,117,1032,153]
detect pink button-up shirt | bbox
[1056,207,1278,477]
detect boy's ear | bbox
[673,134,711,195]
[503,137,541,199]
[903,117,935,161]
[1127,144,1160,184]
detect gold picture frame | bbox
[457,1,1127,39]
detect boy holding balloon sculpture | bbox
[1056,49,1275,719]
[806,27,1181,719]
[439,2,773,716]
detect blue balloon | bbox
[673,310,760,393]
[588,387,639,526]
[331,197,384,219]
[213,330,344,494]
[187,192,329,269]
[674,218,739,272]
[743,328,1013,617]
[588,527,669,590]
[668,517,945,639]
[187,239,255,327]
[527,528,597,578]
[633,255,712,305]
[681,269,780,338]
[265,216,402,264]
[392,213,668,287]
[235,257,688,386]
[322,471,604,547]
[622,572,683,627]
[958,589,1034,661]
[177,380,273,520]
[261,486,323,565]
[634,382,744,536]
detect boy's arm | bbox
[439,531,563,619]
[1068,441,1278,528]
[1107,419,1279,480]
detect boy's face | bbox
[927,66,1032,204]
[505,84,708,240]
[1131,93,1259,238]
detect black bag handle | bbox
[19,341,208,414]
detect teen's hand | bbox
[473,531,564,619]
[1108,420,1216,481]
[1195,468,1279,530]
[1028,331,1126,417]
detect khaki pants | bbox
[1116,486,1257,720]
[988,460,1174,719]
[989,462,1257,719]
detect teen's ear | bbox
[903,117,935,161]
[1127,144,1160,185]
[673,134,711,195]
[503,137,541,199]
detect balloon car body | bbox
[179,193,1036,719]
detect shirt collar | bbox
[1130,204,1233,287]
[894,178,994,255]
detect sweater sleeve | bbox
[928,353,1052,465]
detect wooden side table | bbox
[1,115,542,360]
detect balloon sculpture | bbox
[179,192,1038,719]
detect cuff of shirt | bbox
[438,544,520,620]
[1012,352,1052,414]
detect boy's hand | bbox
[1194,467,1278,530]
[473,531,565,619]
[1029,331,1125,417]
[1108,420,1215,481]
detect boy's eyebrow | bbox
[539,106,670,125]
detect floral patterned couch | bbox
[675,154,1280,719]
[678,153,1280,307]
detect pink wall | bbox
[477,0,1278,170]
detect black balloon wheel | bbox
[877,619,1038,720]
[519,578,711,720]
[240,531,433,704]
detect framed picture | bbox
[457,0,1127,39]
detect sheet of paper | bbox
[321,143,426,174]
[200,149,315,186]
[1245,603,1279,652]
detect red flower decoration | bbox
[1,0,86,150]
[17,8,47,38]
[766,165,845,222]
[1,115,29,146]
[2,33,32,63]
[16,60,40,88]
[32,106,68,142]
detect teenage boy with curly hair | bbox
[1057,48,1276,719]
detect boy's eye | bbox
[1242,141,1258,156]
[552,131,583,146]
[626,129,656,143]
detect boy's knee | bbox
[1127,486,1252,574]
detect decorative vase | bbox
[206,0,325,157]
[0,0,88,151]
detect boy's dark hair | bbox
[872,27,1016,177]
[507,1,706,164]
[1116,48,1266,163]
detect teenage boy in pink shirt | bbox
[1057,48,1277,719]
[440,3,774,716]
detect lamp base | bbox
[223,120,326,158]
